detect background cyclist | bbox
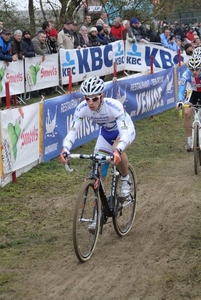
[60,76,135,198]
[177,55,201,151]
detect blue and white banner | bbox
[59,41,125,85]
[115,68,176,121]
[43,69,175,161]
[125,41,189,72]
[175,63,187,84]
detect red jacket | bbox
[110,25,125,40]
[186,31,194,42]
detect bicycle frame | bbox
[71,153,137,262]
[183,104,201,149]
[68,154,118,218]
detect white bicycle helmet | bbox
[187,55,201,70]
[80,76,105,96]
[193,46,201,57]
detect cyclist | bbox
[60,76,135,198]
[177,55,201,151]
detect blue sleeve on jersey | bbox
[178,69,191,101]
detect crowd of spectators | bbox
[1,15,201,67]
[158,21,201,54]
[1,14,201,65]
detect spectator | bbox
[180,37,188,51]
[79,26,91,48]
[57,20,74,49]
[102,23,116,43]
[10,30,24,60]
[198,22,201,37]
[82,15,92,32]
[110,17,125,40]
[192,22,200,37]
[122,20,136,43]
[186,27,194,42]
[32,31,49,55]
[0,20,3,35]
[193,36,201,48]
[173,23,184,41]
[21,30,35,57]
[130,18,149,43]
[146,25,161,43]
[47,28,58,53]
[176,39,182,51]
[96,25,108,45]
[184,43,193,56]
[49,20,55,29]
[169,24,175,34]
[169,34,180,51]
[88,27,100,47]
[160,28,179,51]
[42,21,53,37]
[0,28,18,62]
[70,21,81,49]
[96,12,109,27]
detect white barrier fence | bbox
[0,42,189,97]
[0,63,187,187]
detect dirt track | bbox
[1,153,201,300]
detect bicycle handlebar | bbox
[69,154,114,160]
[64,154,114,173]
[178,102,201,118]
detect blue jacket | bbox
[0,36,12,62]
[21,37,35,57]
[160,33,179,52]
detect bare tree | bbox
[29,0,36,35]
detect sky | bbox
[10,0,61,10]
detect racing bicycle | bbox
[180,102,201,174]
[65,153,137,263]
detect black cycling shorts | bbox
[189,91,201,105]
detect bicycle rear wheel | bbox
[194,122,200,175]
[73,180,100,262]
[113,164,137,237]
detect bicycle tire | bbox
[112,164,137,237]
[73,180,100,262]
[194,122,199,175]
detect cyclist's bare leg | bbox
[184,107,194,137]
[112,138,129,176]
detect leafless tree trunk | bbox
[29,0,36,35]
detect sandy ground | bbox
[1,154,201,300]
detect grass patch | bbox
[0,107,190,287]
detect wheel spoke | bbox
[73,180,100,262]
[112,164,137,236]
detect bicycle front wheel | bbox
[113,164,137,237]
[73,180,100,262]
[194,122,200,175]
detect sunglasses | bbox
[85,95,101,102]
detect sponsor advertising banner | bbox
[59,41,124,85]
[125,41,189,72]
[0,103,39,173]
[115,67,176,121]
[0,60,24,97]
[25,54,59,92]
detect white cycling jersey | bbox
[63,97,135,153]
